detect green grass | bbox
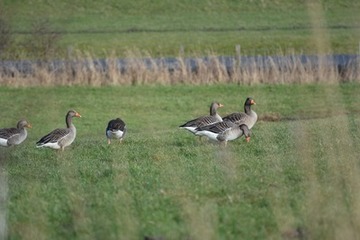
[1,83,360,239]
[2,0,360,58]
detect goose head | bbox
[17,119,32,129]
[67,110,82,118]
[65,110,81,128]
[210,102,224,115]
[245,97,256,106]
[243,97,256,113]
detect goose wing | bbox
[180,115,219,128]
[107,118,126,131]
[196,120,235,133]
[222,112,248,125]
[0,128,19,139]
[36,128,70,145]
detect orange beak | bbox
[75,112,82,118]
[27,123,32,128]
[245,136,251,142]
[251,100,256,105]
[219,103,224,108]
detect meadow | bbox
[1,83,360,239]
[1,0,360,239]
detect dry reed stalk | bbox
[158,59,172,85]
[209,56,228,84]
[103,50,122,85]
[241,57,261,85]
[345,57,360,81]
[120,49,145,85]
[105,56,119,85]
[0,49,359,86]
[82,52,104,86]
[170,56,190,84]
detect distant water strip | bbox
[0,54,358,76]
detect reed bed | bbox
[0,51,359,87]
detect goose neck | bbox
[244,104,252,114]
[210,105,217,116]
[20,128,27,135]
[66,114,73,128]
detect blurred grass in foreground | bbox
[0,83,360,239]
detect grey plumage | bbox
[222,97,257,129]
[179,102,224,134]
[0,119,32,147]
[196,120,251,145]
[36,110,81,151]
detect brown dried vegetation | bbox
[1,51,359,87]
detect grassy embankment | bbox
[1,84,360,239]
[0,1,359,86]
[2,0,360,58]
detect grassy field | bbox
[1,1,360,239]
[1,83,360,239]
[1,0,360,58]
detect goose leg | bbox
[220,141,227,147]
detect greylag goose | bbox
[179,102,223,134]
[195,120,251,145]
[222,97,257,129]
[0,119,32,147]
[36,110,81,151]
[106,118,127,144]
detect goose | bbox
[36,110,81,151]
[106,118,127,144]
[222,97,257,129]
[179,102,223,134]
[0,119,32,147]
[195,120,251,145]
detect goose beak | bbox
[219,104,224,108]
[27,123,32,128]
[245,136,251,142]
[75,112,82,118]
[251,100,256,105]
